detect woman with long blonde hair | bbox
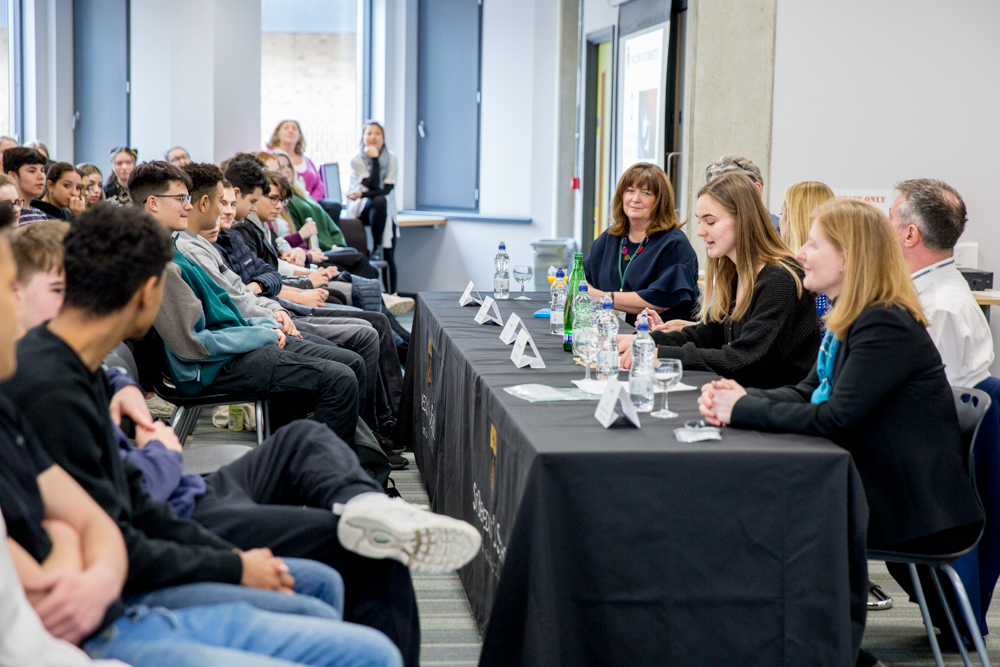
[779,181,835,251]
[621,171,820,388]
[698,200,983,666]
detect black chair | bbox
[869,387,993,667]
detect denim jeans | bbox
[83,603,403,667]
[125,557,345,620]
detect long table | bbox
[400,292,868,666]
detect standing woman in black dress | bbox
[583,162,698,325]
[346,121,399,294]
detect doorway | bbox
[581,27,614,255]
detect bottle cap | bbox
[556,268,564,278]
[574,252,583,259]
[603,295,613,309]
[636,313,649,331]
[578,284,588,292]
[499,242,506,249]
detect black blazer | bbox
[731,304,984,548]
[652,263,820,389]
[233,217,281,272]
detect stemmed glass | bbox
[513,265,533,300]
[572,326,598,381]
[651,358,683,418]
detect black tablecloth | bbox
[400,293,868,667]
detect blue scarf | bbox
[810,330,841,404]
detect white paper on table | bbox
[459,281,483,306]
[474,297,504,325]
[573,379,698,395]
[594,378,640,428]
[499,313,523,345]
[510,328,545,369]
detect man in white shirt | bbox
[890,178,994,387]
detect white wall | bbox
[131,0,261,165]
[770,0,1000,371]
[21,0,74,160]
[387,0,564,292]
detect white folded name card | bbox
[499,312,523,344]
[459,281,483,306]
[510,328,545,368]
[594,378,640,428]
[474,297,504,326]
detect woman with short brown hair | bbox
[583,162,698,323]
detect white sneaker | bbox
[382,293,415,315]
[337,493,481,574]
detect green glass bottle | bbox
[563,252,585,352]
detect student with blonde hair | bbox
[698,198,984,667]
[583,162,698,324]
[621,171,820,388]
[779,181,835,251]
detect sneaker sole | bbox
[338,510,482,574]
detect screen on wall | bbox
[617,22,670,178]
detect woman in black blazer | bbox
[699,198,983,550]
[619,172,820,388]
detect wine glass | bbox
[513,265,533,300]
[651,358,683,419]
[572,326,598,381]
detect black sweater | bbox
[731,305,983,547]
[652,263,820,388]
[1,326,243,595]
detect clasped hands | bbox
[697,379,747,427]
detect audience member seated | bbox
[104,148,136,205]
[0,201,20,233]
[126,162,362,446]
[0,135,18,166]
[33,163,86,221]
[779,181,836,321]
[8,214,480,664]
[25,140,49,160]
[698,198,984,667]
[268,119,326,200]
[76,164,106,207]
[4,147,50,225]
[165,146,191,167]
[583,162,698,325]
[227,163,406,457]
[0,226,406,667]
[0,173,20,204]
[346,121,400,294]
[273,150,379,279]
[620,172,820,388]
[10,220,70,328]
[175,162,382,435]
[705,154,781,230]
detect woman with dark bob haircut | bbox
[583,162,698,325]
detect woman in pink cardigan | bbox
[267,119,325,200]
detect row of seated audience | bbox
[592,156,992,666]
[0,140,480,665]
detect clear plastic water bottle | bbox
[305,217,320,250]
[572,284,593,332]
[549,268,567,335]
[629,314,656,412]
[494,242,510,300]
[596,295,620,380]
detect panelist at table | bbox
[583,163,698,325]
[698,198,984,667]
[620,172,820,389]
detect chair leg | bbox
[929,567,974,667]
[910,562,946,667]
[176,406,200,446]
[942,563,993,667]
[263,400,270,438]
[255,399,265,447]
[170,405,186,433]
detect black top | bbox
[731,304,984,547]
[0,394,54,563]
[583,227,699,322]
[0,326,243,595]
[360,156,394,198]
[233,218,281,272]
[29,198,70,221]
[652,262,820,388]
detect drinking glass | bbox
[513,265,533,300]
[572,326,598,381]
[547,266,560,285]
[651,358,683,419]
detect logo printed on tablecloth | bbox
[490,423,497,492]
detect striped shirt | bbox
[17,207,51,226]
